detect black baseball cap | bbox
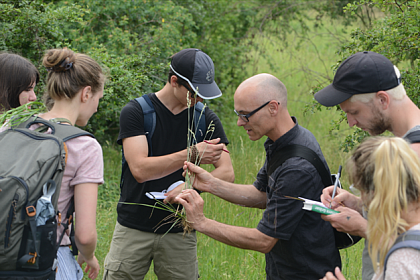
[314,51,401,107]
[170,48,222,99]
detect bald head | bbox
[236,73,288,106]
[234,74,294,141]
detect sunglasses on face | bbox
[234,101,276,122]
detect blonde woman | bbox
[322,137,420,280]
[37,48,104,280]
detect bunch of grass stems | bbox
[121,92,215,236]
[0,101,47,126]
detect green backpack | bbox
[0,116,92,279]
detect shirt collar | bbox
[264,116,299,155]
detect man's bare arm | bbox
[123,136,224,183]
[175,189,277,253]
[208,144,235,183]
[164,144,235,203]
[184,162,266,208]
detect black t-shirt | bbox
[117,93,229,233]
[254,117,341,280]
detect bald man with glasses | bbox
[175,73,341,280]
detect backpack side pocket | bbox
[17,217,57,271]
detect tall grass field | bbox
[92,16,365,279]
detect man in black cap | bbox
[314,51,420,280]
[103,48,234,280]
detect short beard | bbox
[368,105,390,136]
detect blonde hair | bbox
[348,137,420,270]
[349,83,406,104]
[42,48,104,101]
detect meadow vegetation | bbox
[95,15,365,280]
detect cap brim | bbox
[192,81,222,100]
[314,84,354,107]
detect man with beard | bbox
[314,51,420,280]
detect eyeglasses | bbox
[234,101,272,122]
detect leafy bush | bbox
[0,0,87,95]
[309,0,420,150]
[84,46,166,144]
[2,0,385,145]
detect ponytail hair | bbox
[348,137,420,270]
[42,48,104,101]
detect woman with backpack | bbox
[0,52,39,112]
[321,136,420,280]
[36,48,105,280]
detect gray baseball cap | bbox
[170,48,222,99]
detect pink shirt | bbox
[57,135,104,245]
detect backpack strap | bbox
[17,204,40,266]
[120,94,155,189]
[267,144,363,250]
[22,116,94,166]
[56,198,78,256]
[133,96,207,154]
[17,116,94,141]
[49,118,73,126]
[135,94,156,156]
[267,144,333,186]
[404,130,420,144]
[383,230,420,279]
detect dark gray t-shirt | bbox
[254,117,341,280]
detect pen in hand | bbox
[329,165,342,209]
[203,140,230,153]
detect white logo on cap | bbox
[206,69,214,82]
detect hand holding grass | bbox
[174,189,207,231]
[163,182,185,204]
[183,161,218,193]
[203,140,230,153]
[194,138,224,165]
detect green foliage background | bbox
[0,0,387,144]
[311,0,420,150]
[2,0,417,147]
[1,0,419,279]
